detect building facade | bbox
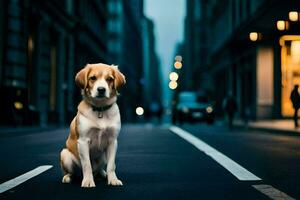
[184,0,300,119]
[183,0,209,91]
[1,0,78,126]
[142,17,161,110]
[0,0,150,127]
[118,0,145,121]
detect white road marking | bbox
[169,126,261,181]
[252,184,295,200]
[0,165,53,193]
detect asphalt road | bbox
[0,123,299,199]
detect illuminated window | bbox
[27,33,37,106]
[291,41,300,64]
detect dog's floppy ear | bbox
[75,65,90,89]
[112,65,126,90]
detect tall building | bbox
[0,0,111,127]
[185,0,300,119]
[0,0,154,126]
[107,0,123,64]
[118,0,145,121]
[142,17,161,108]
[183,0,208,91]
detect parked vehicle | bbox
[173,91,215,124]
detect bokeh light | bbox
[249,32,258,41]
[169,72,179,81]
[174,61,182,69]
[289,11,299,22]
[277,20,288,31]
[136,107,144,116]
[175,55,182,62]
[169,81,178,89]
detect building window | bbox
[231,0,236,28]
[49,44,57,111]
[66,0,74,14]
[256,47,274,107]
[245,0,251,16]
[26,11,41,110]
[27,33,37,107]
[280,35,300,117]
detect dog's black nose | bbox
[97,87,106,95]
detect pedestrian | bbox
[243,106,251,127]
[223,92,237,130]
[290,84,300,128]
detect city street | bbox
[0,123,299,199]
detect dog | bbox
[60,63,126,187]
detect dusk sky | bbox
[144,0,186,106]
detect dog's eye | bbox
[107,77,114,82]
[89,76,96,81]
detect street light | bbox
[169,81,178,90]
[174,61,182,69]
[277,20,289,31]
[14,102,23,110]
[136,107,144,116]
[289,11,299,22]
[169,72,179,81]
[175,55,182,62]
[249,32,258,41]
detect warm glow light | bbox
[169,81,178,89]
[289,11,299,22]
[175,55,182,62]
[277,20,288,31]
[279,35,300,46]
[291,41,300,63]
[206,106,213,113]
[249,32,258,41]
[136,107,144,116]
[28,36,34,51]
[169,72,179,81]
[280,36,300,116]
[174,61,182,69]
[14,102,23,110]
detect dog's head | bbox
[75,63,126,101]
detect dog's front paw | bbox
[107,173,123,186]
[81,177,96,188]
[108,177,123,186]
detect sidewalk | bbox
[235,119,300,135]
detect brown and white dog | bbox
[60,63,126,187]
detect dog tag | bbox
[98,112,103,118]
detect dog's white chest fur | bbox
[77,104,121,157]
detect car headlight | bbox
[206,106,213,113]
[182,107,189,113]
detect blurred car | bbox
[173,91,214,124]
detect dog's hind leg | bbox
[60,148,79,183]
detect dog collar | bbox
[92,103,114,118]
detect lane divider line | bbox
[169,126,261,181]
[0,165,53,193]
[252,184,295,200]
